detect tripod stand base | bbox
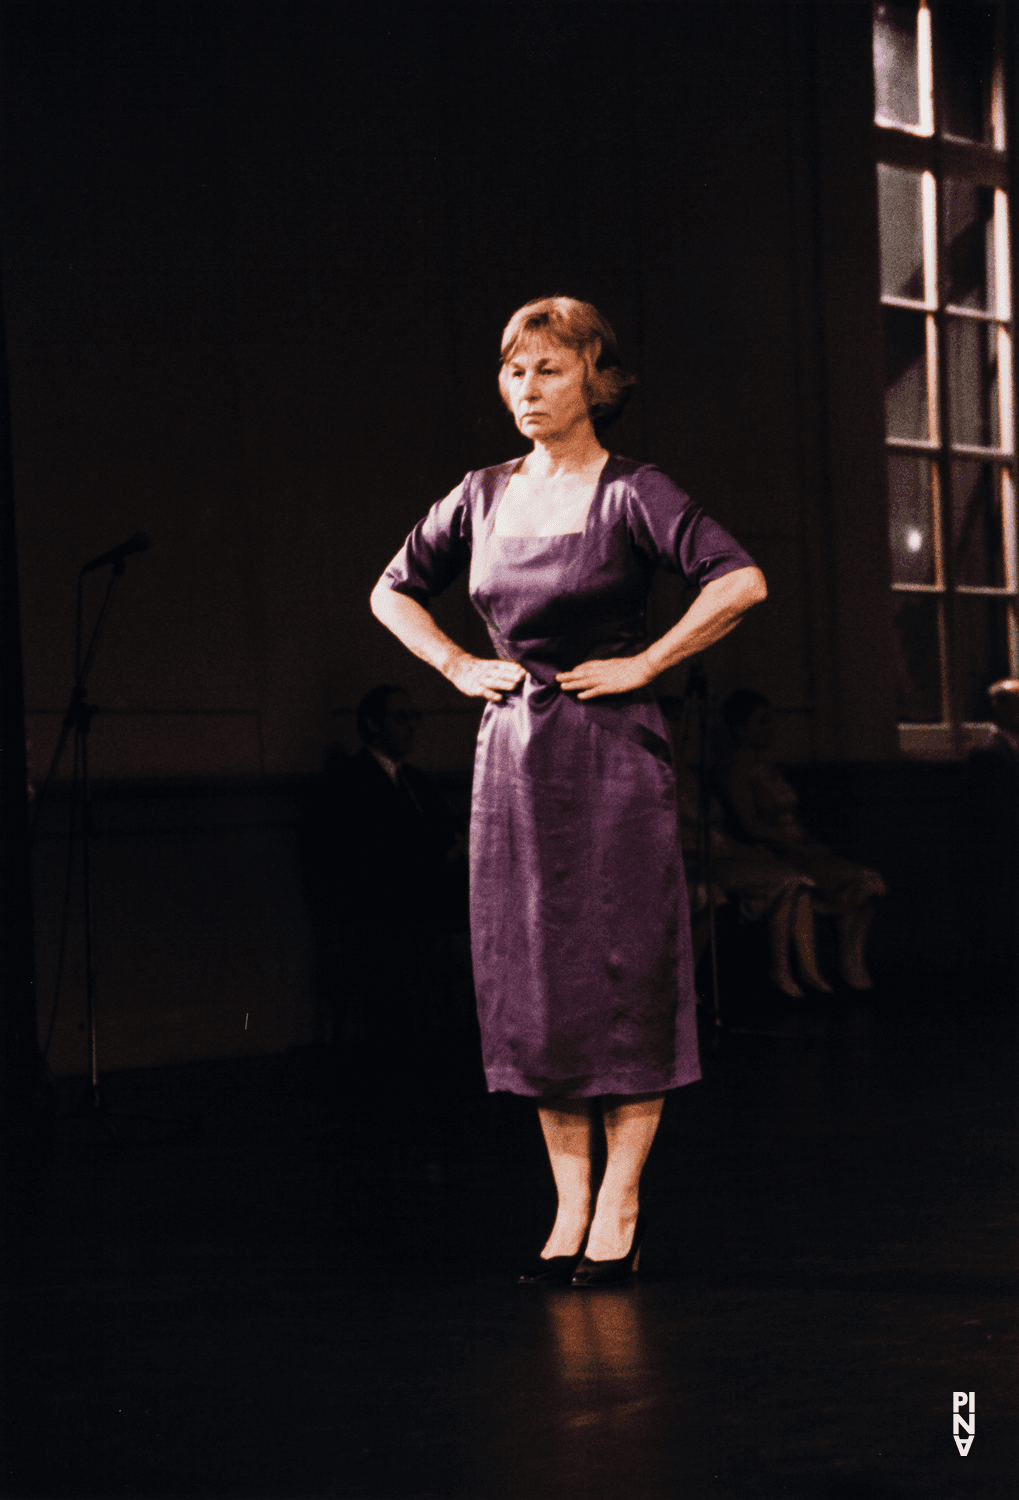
[64,1080,195,1141]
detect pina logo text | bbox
[953,1391,975,1456]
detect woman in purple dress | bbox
[371,297,766,1285]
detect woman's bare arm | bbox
[370,581,525,703]
[555,565,767,700]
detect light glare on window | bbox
[873,2,933,136]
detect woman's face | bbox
[503,337,593,444]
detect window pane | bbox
[873,3,920,127]
[938,2,997,145]
[944,180,997,313]
[892,592,943,721]
[884,306,931,439]
[877,165,926,300]
[952,460,1005,585]
[947,317,1000,447]
[956,595,1011,719]
[889,455,936,583]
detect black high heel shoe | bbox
[517,1248,586,1286]
[570,1212,646,1288]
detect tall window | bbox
[873,2,1016,752]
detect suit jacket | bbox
[305,746,465,937]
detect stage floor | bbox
[5,979,1016,1499]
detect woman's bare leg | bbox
[839,901,876,989]
[537,1099,595,1258]
[767,888,802,996]
[793,890,832,992]
[585,1093,665,1261]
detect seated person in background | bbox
[342,684,468,1019]
[306,684,469,1042]
[303,684,474,1178]
[673,756,829,998]
[717,690,885,991]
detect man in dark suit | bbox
[301,686,476,1177]
[314,686,467,1030]
[343,685,467,950]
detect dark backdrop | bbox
[2,2,927,1072]
[2,0,896,780]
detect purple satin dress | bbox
[383,454,756,1098]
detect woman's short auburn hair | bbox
[498,296,637,432]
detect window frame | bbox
[874,0,1018,757]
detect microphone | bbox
[80,533,151,573]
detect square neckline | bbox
[490,453,615,540]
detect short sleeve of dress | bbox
[625,464,756,588]
[380,479,473,605]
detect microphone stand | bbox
[33,552,185,1136]
[32,567,122,841]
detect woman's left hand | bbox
[556,655,653,700]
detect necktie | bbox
[396,765,424,818]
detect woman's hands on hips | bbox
[556,655,653,700]
[447,652,526,702]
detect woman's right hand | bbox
[370,586,525,702]
[447,653,526,702]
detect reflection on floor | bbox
[5,978,1016,1499]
